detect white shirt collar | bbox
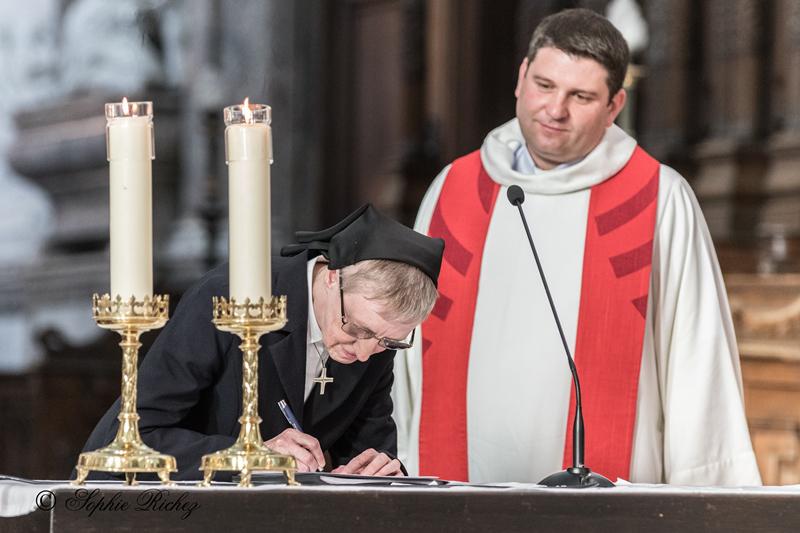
[512,143,583,175]
[304,255,329,402]
[306,255,325,346]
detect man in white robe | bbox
[392,8,761,486]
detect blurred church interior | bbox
[0,0,798,484]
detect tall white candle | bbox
[224,99,272,302]
[105,99,154,300]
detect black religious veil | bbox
[281,204,444,286]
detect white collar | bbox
[306,255,325,346]
[481,118,637,195]
[512,143,581,174]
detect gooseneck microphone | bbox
[507,184,613,488]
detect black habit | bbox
[79,251,398,480]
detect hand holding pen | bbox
[273,399,403,476]
[264,399,325,472]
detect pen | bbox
[278,399,303,432]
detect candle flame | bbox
[121,97,130,116]
[242,97,253,123]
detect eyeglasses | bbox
[339,271,415,350]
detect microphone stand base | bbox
[538,467,614,488]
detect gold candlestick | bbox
[73,294,177,486]
[200,295,297,487]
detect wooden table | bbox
[2,480,799,532]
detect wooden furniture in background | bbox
[728,274,800,485]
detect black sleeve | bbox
[327,357,401,469]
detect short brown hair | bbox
[527,8,629,98]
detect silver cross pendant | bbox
[313,366,334,395]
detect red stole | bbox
[419,147,659,482]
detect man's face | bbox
[514,46,626,169]
[317,270,417,364]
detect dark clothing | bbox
[80,251,398,480]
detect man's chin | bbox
[529,150,569,170]
[330,350,358,364]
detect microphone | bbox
[506,184,613,489]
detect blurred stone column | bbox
[161,0,227,289]
[691,0,768,250]
[163,0,324,290]
[0,0,59,372]
[759,0,800,273]
[638,0,692,162]
[606,0,648,136]
[252,0,324,248]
